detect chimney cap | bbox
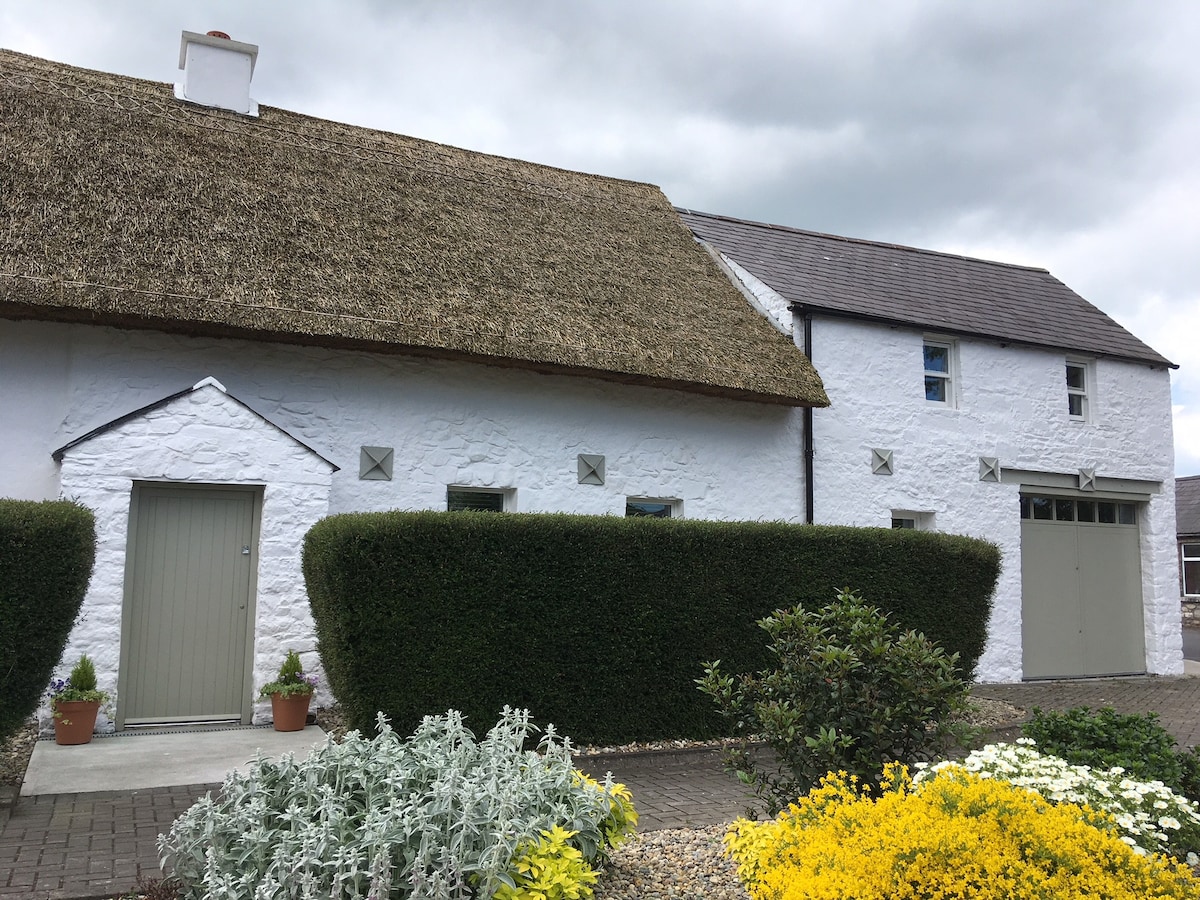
[177,29,259,75]
[206,30,231,39]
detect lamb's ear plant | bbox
[158,707,636,900]
[698,588,976,815]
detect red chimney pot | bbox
[206,30,231,39]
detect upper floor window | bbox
[1066,361,1090,421]
[1184,542,1200,596]
[923,340,955,406]
[447,487,510,512]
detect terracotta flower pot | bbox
[270,693,311,732]
[53,700,101,745]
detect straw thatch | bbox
[0,49,827,407]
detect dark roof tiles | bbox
[1179,476,1200,538]
[677,209,1172,368]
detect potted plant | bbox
[259,650,317,732]
[48,654,110,745]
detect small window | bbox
[447,488,508,512]
[923,340,954,405]
[626,498,676,518]
[1066,361,1089,420]
[891,510,933,530]
[1031,497,1053,520]
[1118,504,1137,526]
[1054,499,1075,521]
[1076,500,1096,522]
[1184,543,1200,596]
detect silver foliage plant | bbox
[158,707,634,900]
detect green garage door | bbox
[1021,494,1144,679]
[119,483,259,726]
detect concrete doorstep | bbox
[21,724,329,796]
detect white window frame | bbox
[1183,542,1200,597]
[891,509,934,531]
[626,497,680,518]
[446,486,514,512]
[1066,359,1091,422]
[922,338,956,407]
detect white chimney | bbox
[174,30,259,116]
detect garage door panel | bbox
[1021,521,1084,679]
[1077,526,1144,675]
[1020,494,1144,680]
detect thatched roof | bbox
[0,49,827,407]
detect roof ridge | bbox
[0,46,656,206]
[675,207,1052,275]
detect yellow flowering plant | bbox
[724,764,1200,900]
[914,738,1200,863]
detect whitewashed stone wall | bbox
[51,380,336,730]
[3,318,807,729]
[808,316,1179,681]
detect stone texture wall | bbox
[3,318,808,729]
[808,316,1179,681]
[53,382,336,730]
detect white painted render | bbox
[53,380,336,730]
[1,318,806,728]
[807,316,1179,681]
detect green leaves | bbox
[698,589,977,815]
[159,708,636,900]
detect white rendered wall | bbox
[51,382,336,730]
[808,316,1179,681]
[3,319,807,726]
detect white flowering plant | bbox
[914,738,1200,864]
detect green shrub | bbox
[303,511,999,743]
[0,499,96,744]
[1022,707,1185,790]
[697,589,976,814]
[158,708,636,900]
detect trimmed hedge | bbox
[304,512,999,744]
[0,499,96,744]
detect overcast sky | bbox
[6,1,1199,475]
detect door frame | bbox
[116,480,263,729]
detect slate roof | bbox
[0,49,828,407]
[677,209,1173,368]
[1179,476,1200,539]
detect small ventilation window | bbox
[447,488,509,512]
[626,498,677,518]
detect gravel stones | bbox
[597,824,748,900]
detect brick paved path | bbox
[5,675,1200,899]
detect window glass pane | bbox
[627,501,672,518]
[925,376,947,402]
[447,489,505,512]
[1185,560,1200,596]
[1118,504,1136,526]
[923,344,949,373]
[1068,394,1085,417]
[892,518,916,529]
[1182,543,1200,559]
[1076,500,1095,522]
[1019,496,1031,519]
[1097,501,1117,524]
[1066,364,1086,390]
[1054,499,1075,521]
[1031,497,1053,520]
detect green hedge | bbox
[304,512,999,744]
[0,499,96,744]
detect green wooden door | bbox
[119,484,258,725]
